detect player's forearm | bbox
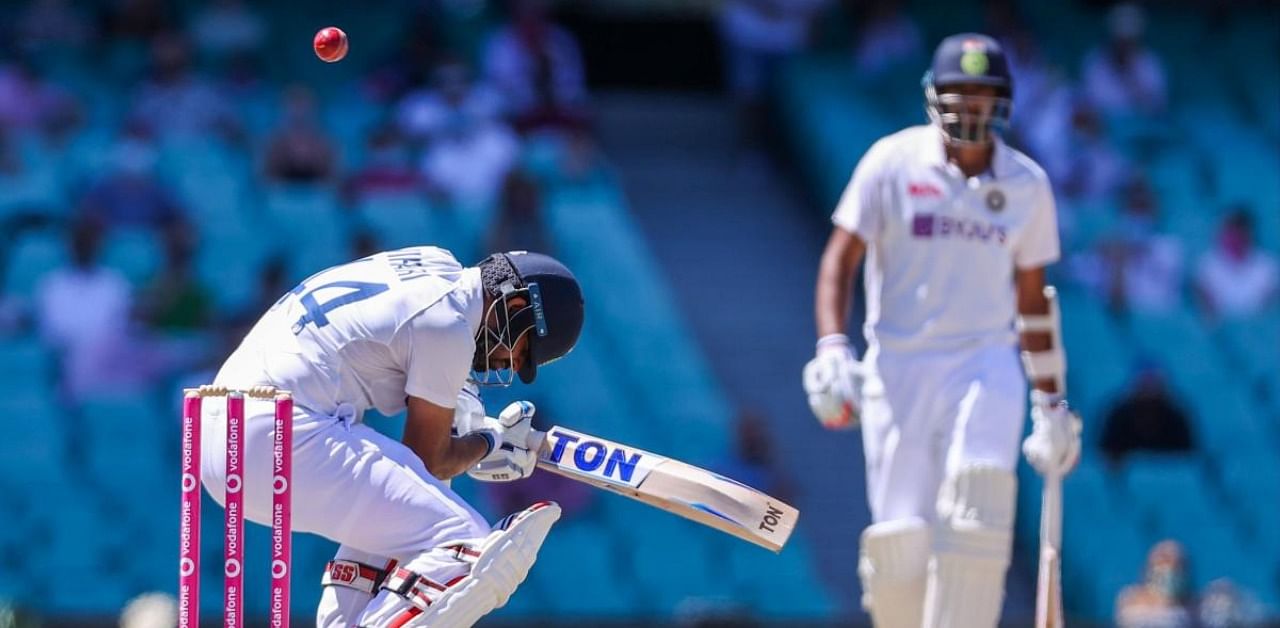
[815,231,865,338]
[425,435,491,480]
[402,401,492,480]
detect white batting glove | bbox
[468,401,538,483]
[802,334,863,430]
[454,384,504,456]
[1022,390,1082,476]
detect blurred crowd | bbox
[0,0,609,403]
[1117,540,1268,628]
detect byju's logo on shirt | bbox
[912,214,1007,244]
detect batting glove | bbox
[468,401,538,482]
[802,334,863,430]
[1023,391,1082,476]
[454,384,504,456]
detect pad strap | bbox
[322,559,395,594]
[440,543,482,565]
[383,567,468,612]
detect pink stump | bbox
[269,394,293,627]
[224,392,245,628]
[178,393,202,628]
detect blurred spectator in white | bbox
[396,57,504,143]
[118,591,176,628]
[1116,540,1194,628]
[1194,208,1278,321]
[189,0,266,60]
[996,23,1073,162]
[0,58,77,134]
[1070,176,1183,313]
[1056,100,1131,202]
[1081,2,1167,117]
[483,0,589,132]
[344,125,425,204]
[1111,177,1183,313]
[1198,578,1265,628]
[418,98,519,208]
[263,85,338,185]
[1001,29,1057,116]
[719,0,826,150]
[1100,360,1193,465]
[851,0,922,77]
[132,32,239,140]
[80,124,183,232]
[36,220,143,401]
[15,0,93,53]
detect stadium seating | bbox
[2,226,69,303]
[354,194,439,251]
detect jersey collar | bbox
[928,125,1015,181]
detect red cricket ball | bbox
[313,27,348,63]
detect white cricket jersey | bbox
[216,246,482,418]
[832,125,1060,354]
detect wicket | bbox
[180,386,294,628]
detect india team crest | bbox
[986,188,1006,212]
[960,39,989,76]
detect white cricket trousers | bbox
[859,341,1026,523]
[198,398,491,560]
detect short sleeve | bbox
[831,142,888,240]
[402,310,475,408]
[1014,175,1061,269]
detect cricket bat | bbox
[527,425,798,552]
[1035,471,1065,628]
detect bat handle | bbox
[526,428,548,453]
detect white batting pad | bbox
[357,501,560,628]
[925,464,1016,628]
[858,517,931,628]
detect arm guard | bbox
[1016,285,1066,394]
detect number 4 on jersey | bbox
[289,281,388,334]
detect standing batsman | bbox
[201,246,584,627]
[802,34,1082,627]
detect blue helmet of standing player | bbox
[923,33,1013,145]
[473,251,585,386]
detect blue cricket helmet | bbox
[928,33,1013,92]
[495,251,585,384]
[923,33,1014,144]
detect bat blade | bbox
[1035,472,1065,628]
[531,426,798,552]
